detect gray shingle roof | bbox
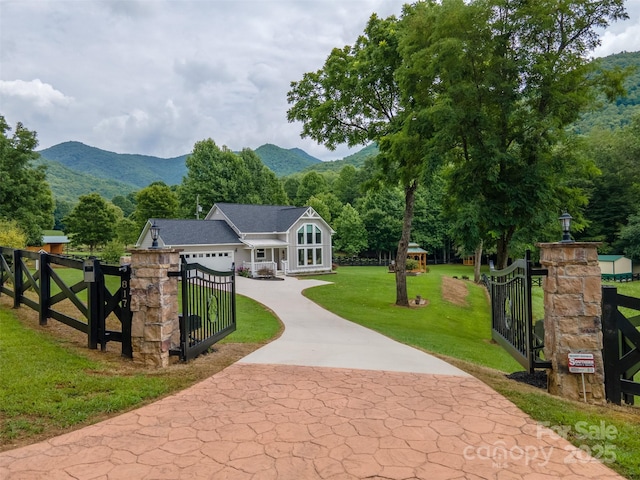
[215,203,308,233]
[152,219,241,246]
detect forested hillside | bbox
[33,157,137,204]
[39,141,188,188]
[303,144,379,174]
[253,144,321,175]
[572,51,640,133]
[37,141,325,202]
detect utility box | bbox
[83,260,96,283]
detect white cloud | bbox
[0,0,637,161]
[0,79,73,108]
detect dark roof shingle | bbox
[153,219,240,246]
[215,203,308,233]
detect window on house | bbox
[297,247,323,267]
[297,224,322,245]
[257,249,265,259]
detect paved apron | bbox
[0,276,624,479]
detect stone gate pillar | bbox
[538,242,605,403]
[129,248,181,367]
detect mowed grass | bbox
[305,265,521,372]
[0,290,281,449]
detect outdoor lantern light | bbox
[559,211,573,243]
[150,221,160,249]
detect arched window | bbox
[297,224,321,245]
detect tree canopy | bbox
[0,116,54,245]
[396,0,627,268]
[64,193,117,252]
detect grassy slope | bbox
[0,292,281,449]
[304,265,521,372]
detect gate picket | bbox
[487,250,549,373]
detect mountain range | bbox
[36,141,373,204]
[35,50,640,205]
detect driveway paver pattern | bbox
[0,276,626,479]
[0,364,624,479]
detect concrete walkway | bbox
[0,276,625,479]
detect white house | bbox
[136,203,334,276]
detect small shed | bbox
[407,243,428,272]
[26,232,70,255]
[598,255,632,277]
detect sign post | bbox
[568,353,595,402]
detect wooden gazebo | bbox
[407,243,428,272]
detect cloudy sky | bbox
[1,0,639,161]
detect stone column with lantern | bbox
[537,213,605,403]
[129,222,182,367]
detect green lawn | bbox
[0,291,281,448]
[305,265,521,372]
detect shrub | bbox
[406,258,420,271]
[236,266,251,277]
[100,241,125,264]
[257,267,274,277]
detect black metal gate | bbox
[602,286,640,405]
[170,261,236,361]
[0,247,132,358]
[488,250,550,373]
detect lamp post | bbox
[150,221,160,249]
[559,212,573,243]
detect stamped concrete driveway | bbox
[0,276,624,479]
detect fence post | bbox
[87,257,101,350]
[120,265,133,359]
[13,249,22,309]
[601,285,621,405]
[537,242,605,404]
[129,248,181,367]
[39,252,50,326]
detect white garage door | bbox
[184,251,234,272]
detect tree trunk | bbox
[395,181,417,307]
[496,227,515,269]
[473,240,483,283]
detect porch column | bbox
[129,248,181,367]
[538,242,605,404]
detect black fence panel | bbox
[0,247,132,358]
[171,262,236,362]
[602,286,640,405]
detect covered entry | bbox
[241,239,289,276]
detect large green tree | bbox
[132,181,179,229]
[178,139,251,216]
[295,171,328,206]
[618,213,640,262]
[356,188,403,261]
[0,116,54,245]
[398,0,627,268]
[578,118,640,250]
[288,13,433,306]
[333,204,368,256]
[64,193,117,252]
[238,148,289,205]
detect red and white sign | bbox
[568,353,595,374]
